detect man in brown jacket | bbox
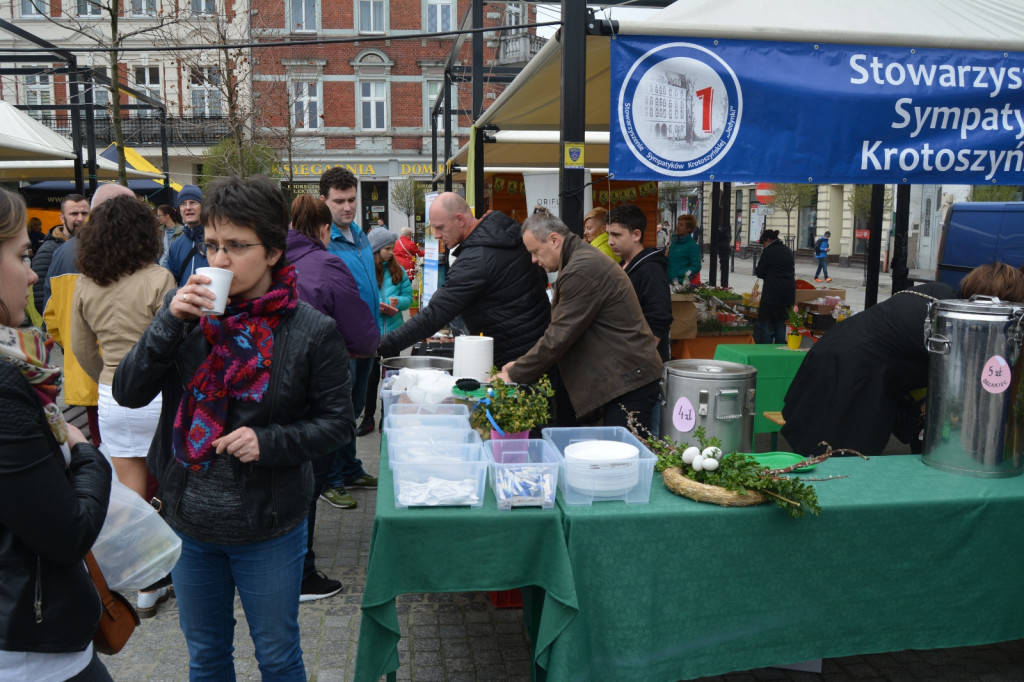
[497,213,663,430]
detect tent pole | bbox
[865,184,884,308]
[558,1,587,236]
[891,184,910,292]
[471,0,484,214]
[83,69,98,195]
[709,182,721,286]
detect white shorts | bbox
[97,383,162,459]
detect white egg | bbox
[703,457,720,471]
[702,446,723,461]
[691,454,705,471]
[682,446,701,464]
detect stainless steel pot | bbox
[660,359,756,453]
[922,296,1024,477]
[380,356,454,372]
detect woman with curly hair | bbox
[71,194,176,615]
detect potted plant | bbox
[471,373,554,440]
[786,306,808,349]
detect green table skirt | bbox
[714,343,807,434]
[354,446,579,681]
[538,455,1024,681]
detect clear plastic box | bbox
[381,370,457,417]
[541,426,657,506]
[388,403,470,418]
[383,413,471,432]
[484,439,561,511]
[392,444,487,509]
[385,427,480,466]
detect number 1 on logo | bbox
[696,86,713,133]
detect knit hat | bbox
[369,227,398,253]
[824,231,831,237]
[176,184,203,207]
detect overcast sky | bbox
[534,4,661,38]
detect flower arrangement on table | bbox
[470,373,554,439]
[626,417,824,519]
[787,305,810,336]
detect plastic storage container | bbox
[384,413,471,432]
[385,427,480,464]
[541,426,657,506]
[389,433,483,468]
[388,403,470,418]
[484,439,560,510]
[392,443,487,509]
[380,369,457,417]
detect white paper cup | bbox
[196,267,233,315]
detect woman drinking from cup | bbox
[0,188,113,680]
[113,176,352,680]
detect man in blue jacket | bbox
[165,185,209,286]
[319,167,381,509]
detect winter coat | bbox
[623,247,672,360]
[327,222,381,330]
[589,231,617,260]
[378,211,550,365]
[165,225,209,286]
[112,294,353,543]
[782,283,956,456]
[508,234,663,418]
[393,235,423,281]
[667,233,701,283]
[30,234,61,314]
[43,236,78,305]
[286,230,380,357]
[72,264,176,385]
[754,238,796,318]
[377,267,413,335]
[0,363,111,654]
[43,270,98,407]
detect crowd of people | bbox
[3,175,1022,679]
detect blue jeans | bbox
[326,356,372,488]
[755,316,787,344]
[815,256,829,279]
[172,523,307,682]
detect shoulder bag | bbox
[85,551,140,655]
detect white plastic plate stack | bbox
[563,440,640,497]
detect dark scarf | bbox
[172,265,299,471]
[182,223,204,244]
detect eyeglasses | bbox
[198,241,263,257]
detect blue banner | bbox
[610,36,1024,184]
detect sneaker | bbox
[300,571,343,602]
[825,277,832,282]
[137,586,170,619]
[320,487,357,509]
[347,474,378,488]
[814,278,822,283]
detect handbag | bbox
[85,551,140,655]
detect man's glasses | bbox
[198,241,263,257]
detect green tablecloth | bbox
[714,343,807,433]
[354,446,579,682]
[536,455,1024,681]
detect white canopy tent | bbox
[0,102,77,162]
[0,155,163,182]
[449,0,1024,172]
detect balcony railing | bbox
[496,32,546,67]
[27,113,233,148]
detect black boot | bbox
[356,417,375,437]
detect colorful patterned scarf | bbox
[0,325,68,445]
[172,265,299,471]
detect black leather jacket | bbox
[0,363,111,653]
[112,293,353,541]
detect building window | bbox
[77,0,102,17]
[360,80,386,131]
[358,0,385,33]
[134,66,160,118]
[292,80,320,130]
[291,0,317,32]
[88,67,110,118]
[190,66,222,117]
[130,0,156,16]
[20,0,45,18]
[25,73,52,122]
[426,0,454,33]
[425,80,456,131]
[192,0,215,15]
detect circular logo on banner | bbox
[618,42,742,177]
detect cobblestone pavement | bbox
[99,427,1024,681]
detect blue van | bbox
[936,202,1024,291]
